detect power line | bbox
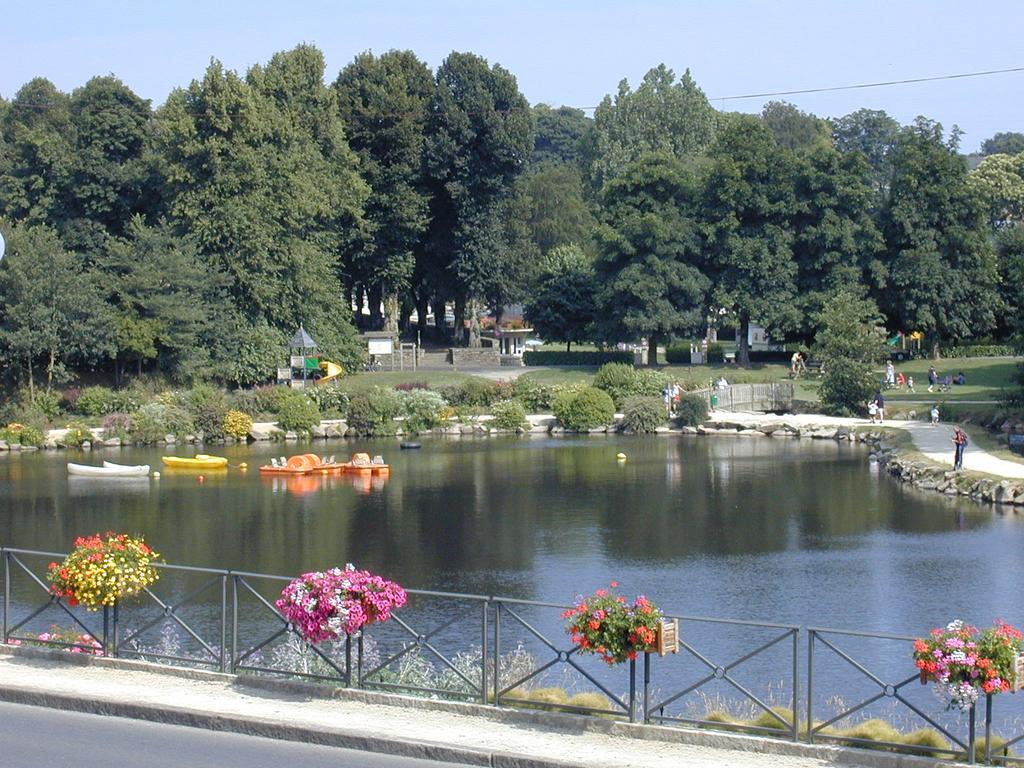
[706,65,1024,103]
[4,65,1022,119]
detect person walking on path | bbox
[930,404,940,425]
[952,426,968,470]
[907,375,915,393]
[885,361,895,388]
[927,366,938,393]
[873,390,885,423]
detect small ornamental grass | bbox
[562,582,662,665]
[913,619,1023,710]
[46,533,160,610]
[276,565,407,644]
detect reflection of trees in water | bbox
[0,438,1001,602]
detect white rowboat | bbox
[68,461,150,477]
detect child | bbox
[930,405,939,425]
[907,375,915,394]
[896,372,906,390]
[868,400,878,423]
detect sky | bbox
[3,0,1022,151]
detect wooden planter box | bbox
[647,619,679,657]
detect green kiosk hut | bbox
[288,325,320,388]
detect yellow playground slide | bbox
[317,361,343,385]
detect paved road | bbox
[0,701,464,768]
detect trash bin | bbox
[710,392,718,409]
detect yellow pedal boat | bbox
[161,454,229,470]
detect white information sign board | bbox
[368,339,393,355]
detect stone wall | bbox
[448,348,500,367]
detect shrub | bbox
[522,350,633,366]
[185,384,229,441]
[223,410,254,440]
[101,413,133,440]
[75,386,117,416]
[452,378,501,407]
[29,389,62,419]
[593,363,667,407]
[620,396,665,433]
[306,384,350,419]
[60,387,83,413]
[130,403,194,444]
[62,422,94,447]
[231,384,287,417]
[525,688,570,706]
[665,342,691,364]
[0,423,45,447]
[567,692,611,713]
[491,400,527,431]
[275,391,321,433]
[673,394,708,427]
[898,728,948,758]
[552,387,615,431]
[510,377,554,412]
[394,381,431,392]
[706,342,725,363]
[945,344,1016,358]
[749,707,793,733]
[346,388,402,437]
[399,389,447,434]
[592,362,637,406]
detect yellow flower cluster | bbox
[47,533,160,610]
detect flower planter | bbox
[647,619,679,657]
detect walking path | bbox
[707,411,1024,480]
[0,647,880,768]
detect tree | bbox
[0,223,113,396]
[995,224,1024,341]
[831,108,900,203]
[700,117,800,365]
[0,79,74,228]
[522,163,596,254]
[760,101,831,153]
[64,76,156,251]
[879,118,998,356]
[814,287,885,416]
[791,144,883,338]
[967,152,1024,229]
[523,245,596,351]
[425,51,534,346]
[531,104,594,168]
[593,153,709,365]
[99,217,230,382]
[333,50,434,332]
[591,65,716,189]
[981,132,1024,157]
[157,48,366,363]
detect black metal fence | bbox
[2,546,1021,764]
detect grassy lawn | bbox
[882,357,1021,402]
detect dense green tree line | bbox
[0,48,1021,393]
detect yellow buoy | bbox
[616,452,627,461]
[152,471,160,478]
[239,462,248,469]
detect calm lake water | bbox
[1,435,1021,634]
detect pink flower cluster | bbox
[913,619,1023,710]
[276,565,407,645]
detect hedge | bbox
[523,350,634,366]
[665,343,691,364]
[944,344,1018,358]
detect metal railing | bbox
[1,545,1021,763]
[694,382,795,412]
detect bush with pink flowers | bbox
[276,565,407,645]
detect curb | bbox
[0,645,970,768]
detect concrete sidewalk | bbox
[0,646,928,768]
[900,422,1024,479]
